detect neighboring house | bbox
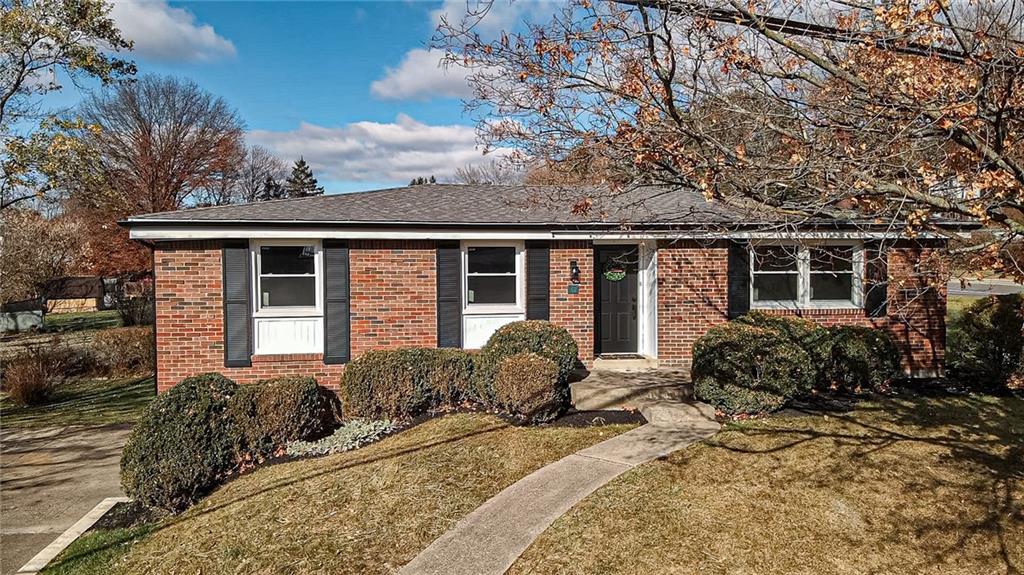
[44,277,106,313]
[122,184,963,393]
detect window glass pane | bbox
[752,246,798,272]
[753,273,798,301]
[260,276,316,307]
[467,247,515,274]
[810,273,854,301]
[261,246,315,275]
[810,247,854,272]
[467,276,516,304]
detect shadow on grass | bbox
[698,395,1024,575]
[44,420,510,572]
[43,311,122,332]
[1,376,155,428]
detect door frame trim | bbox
[591,241,658,359]
[593,243,651,357]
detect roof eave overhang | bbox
[121,217,976,242]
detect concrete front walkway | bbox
[399,394,719,575]
[0,425,130,575]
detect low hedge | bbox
[120,373,239,511]
[734,311,831,385]
[826,325,900,392]
[122,373,339,511]
[472,320,578,404]
[342,348,474,419]
[229,376,339,460]
[493,352,563,424]
[691,322,816,415]
[947,294,1024,393]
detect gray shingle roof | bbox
[125,184,745,227]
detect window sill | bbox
[752,302,862,311]
[253,310,322,319]
[462,305,524,316]
[251,353,324,363]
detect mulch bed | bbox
[90,500,168,532]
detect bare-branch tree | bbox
[451,158,526,184]
[237,146,288,203]
[436,0,1024,278]
[73,74,245,214]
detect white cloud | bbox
[370,49,473,101]
[248,114,512,183]
[109,0,236,62]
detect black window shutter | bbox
[436,242,462,347]
[526,241,550,320]
[323,240,350,364]
[222,240,252,367]
[864,240,889,318]
[727,240,751,319]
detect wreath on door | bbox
[603,261,627,282]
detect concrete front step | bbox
[570,369,692,411]
[639,401,718,428]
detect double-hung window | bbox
[251,241,322,355]
[465,246,520,307]
[257,245,318,310]
[751,243,861,308]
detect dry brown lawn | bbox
[92,413,633,575]
[510,396,1024,575]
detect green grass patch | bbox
[0,376,155,428]
[41,524,156,575]
[43,310,122,332]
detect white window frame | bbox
[750,240,863,310]
[461,240,525,316]
[251,239,323,318]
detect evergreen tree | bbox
[257,175,286,201]
[408,176,436,185]
[284,157,325,198]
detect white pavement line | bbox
[15,496,131,575]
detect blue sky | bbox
[56,1,544,193]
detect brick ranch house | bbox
[122,184,961,393]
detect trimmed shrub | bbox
[425,348,475,405]
[735,311,831,382]
[947,294,1024,393]
[472,320,578,404]
[493,352,563,424]
[286,419,395,457]
[825,325,900,392]
[691,322,815,415]
[90,327,154,376]
[120,373,239,511]
[342,348,475,419]
[229,377,339,460]
[1,344,83,406]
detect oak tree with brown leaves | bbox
[437,0,1024,280]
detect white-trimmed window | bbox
[751,242,862,308]
[462,242,524,312]
[255,243,321,312]
[250,240,323,355]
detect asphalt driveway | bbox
[0,425,130,575]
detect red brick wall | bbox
[549,241,595,363]
[657,240,730,367]
[154,238,945,392]
[654,240,946,376]
[349,240,437,357]
[154,240,437,392]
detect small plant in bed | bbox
[286,419,395,457]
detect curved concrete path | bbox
[399,402,719,575]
